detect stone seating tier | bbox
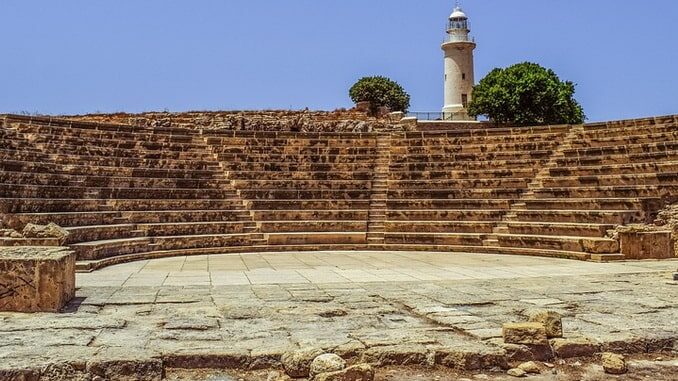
[1,114,676,268]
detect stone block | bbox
[309,354,346,378]
[281,348,324,378]
[601,352,627,375]
[502,322,548,345]
[0,247,75,312]
[550,337,599,358]
[619,230,674,259]
[313,364,374,381]
[527,310,563,338]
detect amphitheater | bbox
[0,111,677,380]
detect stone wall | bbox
[65,110,400,133]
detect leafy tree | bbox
[468,62,585,126]
[349,76,411,115]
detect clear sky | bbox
[1,0,677,121]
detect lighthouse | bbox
[442,3,476,120]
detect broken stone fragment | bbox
[507,367,527,377]
[313,363,374,381]
[281,348,324,378]
[309,353,347,378]
[601,352,627,374]
[0,229,22,238]
[502,322,548,345]
[22,222,70,243]
[550,337,599,358]
[517,361,541,374]
[527,310,563,338]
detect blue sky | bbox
[1,0,676,121]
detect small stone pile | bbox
[501,310,627,377]
[281,350,374,381]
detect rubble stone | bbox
[309,354,346,378]
[550,337,599,358]
[517,361,541,374]
[507,368,527,377]
[527,310,563,338]
[313,364,374,381]
[502,322,548,345]
[281,348,324,378]
[601,352,627,374]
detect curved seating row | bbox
[0,113,676,269]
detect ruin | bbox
[1,112,676,274]
[0,110,676,379]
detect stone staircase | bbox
[366,135,392,247]
[488,124,584,242]
[202,135,268,249]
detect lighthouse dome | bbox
[449,7,467,20]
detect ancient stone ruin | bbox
[0,111,676,379]
[1,112,675,276]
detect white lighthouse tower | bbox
[442,3,476,120]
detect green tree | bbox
[468,62,585,126]
[349,76,411,115]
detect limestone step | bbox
[385,221,496,233]
[507,209,642,224]
[387,199,512,210]
[540,172,678,187]
[388,188,524,199]
[257,220,367,233]
[384,232,486,246]
[227,170,373,181]
[533,184,678,199]
[244,199,370,210]
[494,234,619,254]
[0,184,238,200]
[70,237,152,261]
[548,161,678,177]
[251,210,369,221]
[387,209,507,222]
[561,141,678,158]
[379,243,592,260]
[0,159,227,179]
[388,168,537,180]
[589,253,627,262]
[137,221,251,236]
[239,189,372,200]
[265,232,367,245]
[64,224,144,244]
[503,221,615,237]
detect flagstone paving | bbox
[1,252,676,380]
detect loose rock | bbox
[517,361,541,374]
[281,348,324,378]
[550,337,599,358]
[310,353,346,378]
[502,322,548,345]
[22,222,70,243]
[507,368,527,377]
[601,352,627,375]
[527,310,563,338]
[313,364,374,381]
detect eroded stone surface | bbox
[0,254,676,378]
[0,247,75,312]
[502,323,548,346]
[601,352,627,374]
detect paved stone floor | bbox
[1,252,677,379]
